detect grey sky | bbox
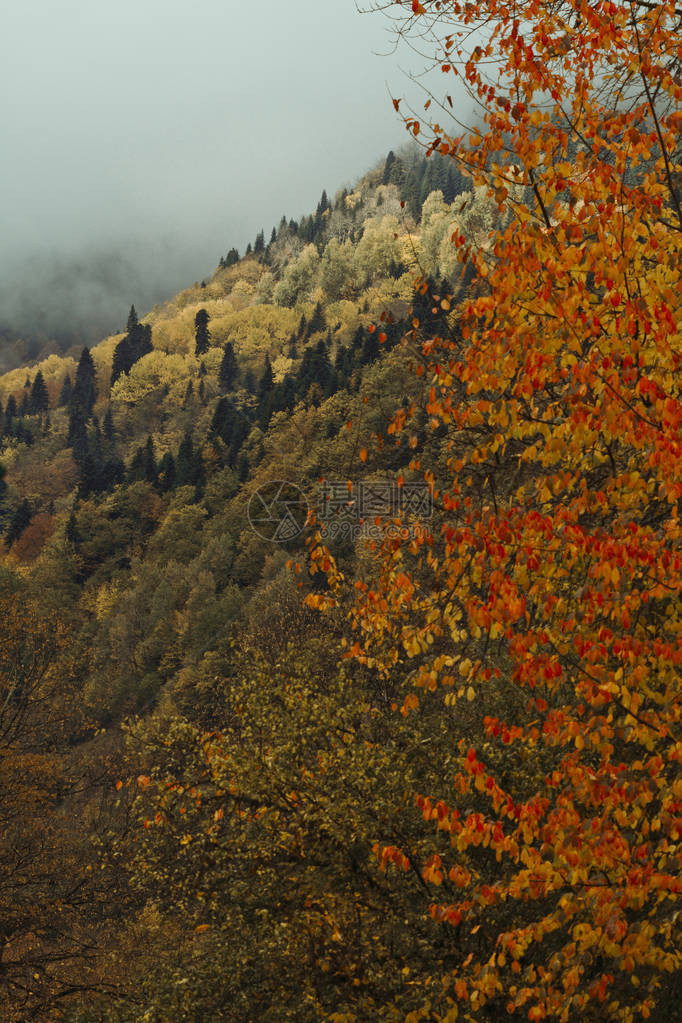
[1,0,430,348]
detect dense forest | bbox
[1,0,681,1019]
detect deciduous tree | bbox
[308,0,682,1018]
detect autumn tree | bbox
[307,0,682,1019]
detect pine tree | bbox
[254,230,265,255]
[72,348,96,418]
[176,433,197,487]
[308,301,325,335]
[157,452,176,493]
[58,374,72,407]
[29,371,49,415]
[210,397,236,445]
[382,150,396,185]
[143,436,157,484]
[194,308,210,356]
[257,355,274,403]
[103,407,115,442]
[5,499,31,548]
[218,342,238,392]
[4,395,16,434]
[65,508,80,545]
[111,308,153,386]
[127,446,146,484]
[67,399,89,462]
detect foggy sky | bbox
[0,0,441,353]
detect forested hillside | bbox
[0,148,500,1021]
[1,0,681,1017]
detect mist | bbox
[0,1,471,367]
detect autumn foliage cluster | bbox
[307,0,682,1018]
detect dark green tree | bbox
[176,433,197,487]
[72,348,96,418]
[194,309,210,357]
[5,499,31,548]
[58,374,72,407]
[30,371,49,415]
[157,452,176,494]
[143,436,157,484]
[127,446,146,484]
[3,395,16,435]
[111,307,153,386]
[308,301,325,335]
[257,355,274,404]
[383,150,396,184]
[218,343,238,392]
[103,407,115,442]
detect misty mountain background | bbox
[0,236,221,372]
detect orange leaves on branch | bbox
[308,0,682,1016]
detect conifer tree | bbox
[382,150,396,185]
[257,354,274,403]
[5,499,31,548]
[111,307,153,386]
[58,374,72,407]
[29,370,49,415]
[143,436,157,484]
[103,407,114,442]
[157,451,176,493]
[176,433,197,487]
[308,301,325,335]
[127,446,146,484]
[72,348,96,418]
[4,395,16,434]
[218,342,238,392]
[194,309,210,356]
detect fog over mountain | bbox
[1,0,450,365]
